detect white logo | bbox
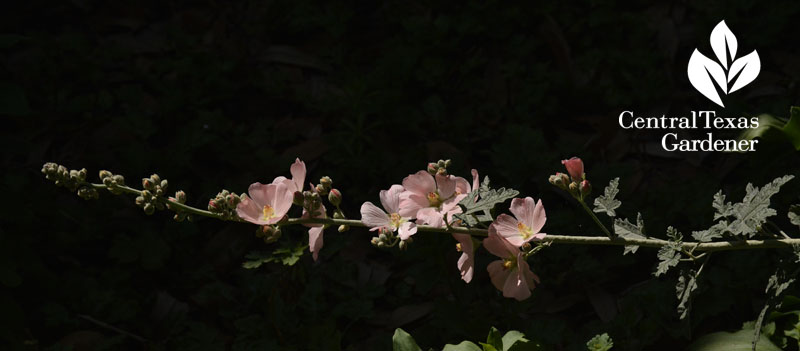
[687,20,760,107]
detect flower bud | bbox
[135,196,145,206]
[77,186,98,200]
[174,213,186,222]
[225,194,239,208]
[568,182,579,197]
[437,159,446,168]
[141,189,153,200]
[328,189,342,206]
[319,176,332,189]
[99,170,112,180]
[315,184,328,195]
[175,190,187,203]
[143,203,155,215]
[78,168,87,181]
[112,175,125,186]
[150,174,161,183]
[160,179,168,191]
[208,199,219,211]
[370,237,380,246]
[580,180,592,197]
[399,240,408,251]
[143,178,154,190]
[378,233,387,242]
[561,157,584,182]
[292,191,304,206]
[427,163,438,175]
[333,210,345,219]
[444,159,452,168]
[521,242,532,251]
[338,224,349,232]
[103,177,114,187]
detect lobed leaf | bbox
[593,177,622,217]
[726,175,794,237]
[676,268,700,320]
[614,213,646,255]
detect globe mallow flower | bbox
[489,197,546,247]
[360,185,417,240]
[484,228,540,301]
[398,170,471,228]
[236,182,294,225]
[272,158,306,193]
[303,203,327,261]
[453,233,475,283]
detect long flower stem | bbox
[578,199,612,237]
[89,183,800,252]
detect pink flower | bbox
[399,171,472,227]
[360,185,417,240]
[484,228,540,301]
[236,182,294,225]
[489,197,546,247]
[453,233,474,283]
[303,203,327,261]
[272,158,306,193]
[561,157,584,182]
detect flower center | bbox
[502,258,515,270]
[517,222,533,239]
[261,205,276,221]
[427,191,442,207]
[455,243,462,252]
[390,212,403,228]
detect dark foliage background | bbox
[2,1,800,350]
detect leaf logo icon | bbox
[687,20,760,107]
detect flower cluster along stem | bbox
[86,182,800,252]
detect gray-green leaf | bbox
[676,268,699,319]
[712,191,733,220]
[726,175,794,237]
[593,178,621,217]
[789,205,800,227]
[691,222,727,242]
[614,213,646,255]
[456,176,519,228]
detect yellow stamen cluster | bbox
[517,222,533,239]
[262,205,276,221]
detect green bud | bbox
[338,224,349,232]
[315,184,328,196]
[78,168,87,181]
[143,178,154,190]
[135,196,145,206]
[320,176,332,188]
[175,190,187,203]
[99,170,112,180]
[160,179,168,191]
[444,159,452,168]
[143,203,155,215]
[150,174,161,183]
[141,190,153,200]
[328,189,342,206]
[293,191,304,206]
[399,240,408,251]
[112,175,125,186]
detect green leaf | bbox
[593,178,621,217]
[392,328,422,351]
[676,268,700,319]
[712,191,733,220]
[455,176,519,227]
[586,333,613,351]
[614,213,646,255]
[655,245,681,277]
[242,242,308,269]
[726,175,794,237]
[486,327,503,350]
[442,341,482,351]
[692,222,726,242]
[501,331,526,351]
[478,343,498,351]
[687,329,781,351]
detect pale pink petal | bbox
[562,157,584,181]
[453,234,474,283]
[271,182,294,220]
[471,169,479,193]
[290,158,306,192]
[503,268,532,301]
[416,207,443,227]
[508,198,529,224]
[491,214,526,247]
[483,227,517,258]
[530,199,547,234]
[247,182,270,207]
[398,192,427,218]
[360,201,390,229]
[487,260,510,291]
[440,194,467,213]
[236,195,269,225]
[380,184,404,214]
[402,171,436,196]
[271,176,288,185]
[436,174,456,199]
[308,226,324,261]
[398,222,417,240]
[454,176,471,195]
[518,256,539,288]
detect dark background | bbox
[2,1,800,350]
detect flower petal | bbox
[247,182,270,207]
[398,221,417,240]
[503,267,532,301]
[380,184,404,214]
[402,171,435,196]
[530,199,546,234]
[491,214,526,248]
[483,227,518,258]
[453,234,474,283]
[308,226,324,261]
[360,201,390,229]
[290,158,306,192]
[398,192,427,218]
[487,260,510,291]
[236,195,269,225]
[415,207,443,227]
[436,174,456,199]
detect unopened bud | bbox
[521,242,532,251]
[174,213,186,222]
[378,233,387,242]
[149,174,161,183]
[175,190,187,203]
[160,179,168,191]
[103,177,114,187]
[399,240,408,250]
[135,196,145,206]
[328,189,342,206]
[143,178,154,190]
[568,182,579,196]
[78,168,87,181]
[77,186,98,200]
[427,163,438,175]
[338,224,349,232]
[370,237,380,246]
[437,159,446,168]
[319,176,332,189]
[112,175,125,186]
[225,194,238,208]
[99,170,112,180]
[143,203,155,215]
[315,184,327,195]
[444,159,452,168]
[580,180,592,197]
[293,191,304,206]
[208,199,218,211]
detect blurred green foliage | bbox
[1,1,800,350]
